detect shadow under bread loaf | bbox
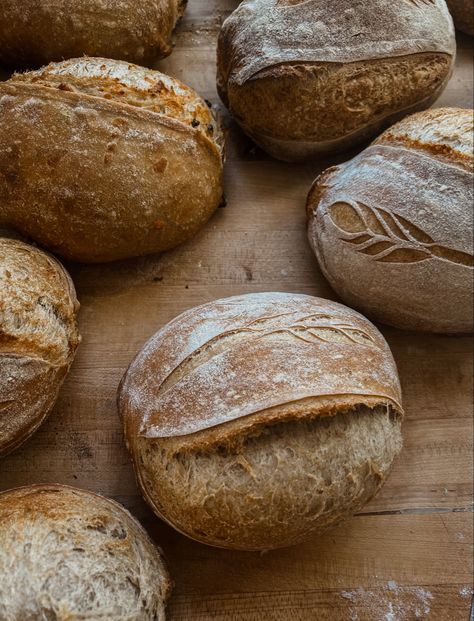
[0,0,187,68]
[446,0,474,35]
[0,485,171,620]
[0,57,224,263]
[0,238,80,457]
[217,0,456,162]
[119,292,404,551]
[307,107,474,333]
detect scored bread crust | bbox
[0,484,171,620]
[119,293,404,550]
[446,0,474,35]
[217,0,456,161]
[0,58,224,263]
[0,0,187,67]
[307,107,474,333]
[0,238,80,457]
[119,292,402,440]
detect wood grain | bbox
[0,2,473,620]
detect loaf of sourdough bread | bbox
[307,107,474,333]
[119,292,403,550]
[0,485,171,620]
[0,238,80,457]
[0,57,224,263]
[217,0,456,161]
[0,0,187,67]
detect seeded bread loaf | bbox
[307,107,474,333]
[0,238,80,457]
[217,0,456,161]
[0,485,171,620]
[0,57,224,263]
[119,292,403,551]
[0,0,187,68]
[447,0,474,35]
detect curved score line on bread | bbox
[329,200,474,266]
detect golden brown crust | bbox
[0,0,187,68]
[0,58,224,263]
[307,108,474,333]
[0,239,80,457]
[0,484,171,619]
[447,0,474,35]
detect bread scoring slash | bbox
[119,292,404,551]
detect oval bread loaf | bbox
[217,0,456,161]
[0,238,80,457]
[307,107,474,333]
[0,0,186,68]
[446,0,474,35]
[119,292,403,551]
[0,57,224,263]
[0,485,171,620]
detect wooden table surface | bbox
[1,2,473,620]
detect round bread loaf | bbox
[217,0,456,161]
[447,0,474,35]
[307,107,474,333]
[0,238,80,457]
[0,485,171,620]
[119,292,403,551]
[0,0,186,68]
[0,57,224,263]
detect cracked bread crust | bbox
[0,238,80,457]
[0,0,187,68]
[119,292,403,550]
[0,485,171,620]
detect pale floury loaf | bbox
[307,107,474,333]
[0,57,224,263]
[0,485,171,620]
[0,238,80,456]
[119,292,403,550]
[217,0,456,161]
[0,0,186,67]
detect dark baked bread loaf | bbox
[0,238,80,457]
[307,107,473,333]
[0,0,187,68]
[0,485,171,620]
[447,0,474,35]
[119,292,403,550]
[0,57,224,263]
[217,0,456,161]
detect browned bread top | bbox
[119,292,402,443]
[0,484,171,620]
[0,58,224,263]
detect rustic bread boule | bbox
[0,238,80,457]
[119,292,403,551]
[0,485,171,620]
[0,0,187,68]
[217,0,456,161]
[307,107,474,333]
[0,57,224,263]
[446,0,474,35]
